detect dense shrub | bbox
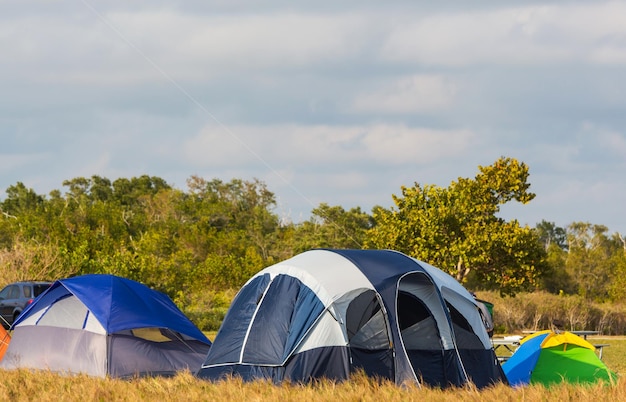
[178,288,237,332]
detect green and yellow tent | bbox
[503,330,617,386]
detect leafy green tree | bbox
[540,244,573,295]
[111,175,171,206]
[290,203,373,253]
[608,232,626,301]
[535,220,568,251]
[366,157,548,295]
[1,182,44,215]
[0,182,47,244]
[565,222,622,301]
[120,176,284,297]
[534,221,573,294]
[183,176,280,259]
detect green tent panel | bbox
[532,345,615,385]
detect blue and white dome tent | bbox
[197,249,506,388]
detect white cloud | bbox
[350,75,457,114]
[5,2,626,89]
[599,132,626,157]
[580,122,626,158]
[380,3,626,66]
[360,125,474,164]
[1,8,378,89]
[183,123,475,169]
[167,13,368,69]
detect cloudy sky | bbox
[2,1,626,234]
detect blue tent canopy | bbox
[16,274,209,343]
[4,274,211,378]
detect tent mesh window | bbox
[397,290,453,387]
[397,291,441,350]
[130,328,180,342]
[346,289,393,379]
[346,290,390,349]
[445,302,483,350]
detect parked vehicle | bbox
[0,281,52,329]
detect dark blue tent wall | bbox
[199,272,343,382]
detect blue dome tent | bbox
[1,274,211,378]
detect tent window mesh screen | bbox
[346,290,390,350]
[397,291,441,350]
[446,302,483,349]
[130,328,175,342]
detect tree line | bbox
[1,157,625,330]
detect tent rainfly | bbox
[0,274,211,378]
[197,249,506,388]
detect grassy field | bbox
[0,369,623,402]
[0,336,623,401]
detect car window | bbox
[0,286,11,299]
[23,286,32,298]
[8,285,20,299]
[33,284,50,297]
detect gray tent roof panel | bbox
[264,250,374,301]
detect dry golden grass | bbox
[0,335,622,401]
[0,369,622,402]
